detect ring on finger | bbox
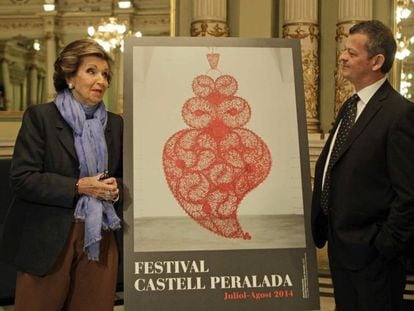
[104,192,111,200]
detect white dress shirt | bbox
[322,76,387,187]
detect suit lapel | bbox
[56,112,113,164]
[319,98,350,165]
[333,81,390,165]
[105,115,113,166]
[54,107,114,166]
[55,118,77,161]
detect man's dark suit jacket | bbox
[0,102,123,276]
[311,80,414,270]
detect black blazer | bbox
[311,80,414,270]
[0,102,123,276]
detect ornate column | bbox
[191,0,229,37]
[1,58,13,111]
[282,0,320,133]
[38,70,46,104]
[45,32,57,101]
[22,74,28,111]
[28,64,39,106]
[42,13,57,102]
[335,0,372,114]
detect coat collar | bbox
[332,80,391,165]
[54,106,113,162]
[55,112,77,160]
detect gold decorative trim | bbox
[0,111,23,121]
[283,23,320,132]
[191,20,229,37]
[0,137,16,158]
[336,19,366,27]
[283,22,318,27]
[0,20,43,31]
[302,49,319,118]
[10,0,29,4]
[334,22,356,115]
[335,24,350,42]
[334,69,353,114]
[334,46,353,115]
[170,0,176,37]
[191,19,227,24]
[283,24,319,43]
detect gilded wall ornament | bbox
[191,21,229,37]
[302,50,319,119]
[0,20,43,31]
[334,24,354,115]
[283,23,318,43]
[283,23,320,132]
[9,0,30,4]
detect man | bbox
[311,20,414,311]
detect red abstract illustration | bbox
[162,52,272,240]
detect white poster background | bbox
[132,46,303,219]
[123,39,320,311]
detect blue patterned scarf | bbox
[55,88,121,261]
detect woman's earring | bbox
[68,83,74,90]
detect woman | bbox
[0,39,123,311]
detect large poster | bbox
[123,37,319,311]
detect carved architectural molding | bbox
[0,0,171,39]
[334,0,372,114]
[0,38,47,111]
[284,0,318,23]
[334,23,354,114]
[10,0,30,4]
[282,0,320,133]
[132,14,171,35]
[0,138,15,158]
[338,0,372,23]
[191,20,229,37]
[0,0,171,114]
[0,19,44,39]
[191,0,229,37]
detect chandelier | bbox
[394,0,414,98]
[87,1,142,52]
[395,0,414,60]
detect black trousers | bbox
[330,255,406,311]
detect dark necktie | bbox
[320,94,359,215]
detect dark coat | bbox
[311,80,414,270]
[0,102,123,276]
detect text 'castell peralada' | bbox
[134,260,293,292]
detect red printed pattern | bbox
[163,74,271,239]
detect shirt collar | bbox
[355,76,387,106]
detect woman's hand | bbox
[77,173,119,201]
